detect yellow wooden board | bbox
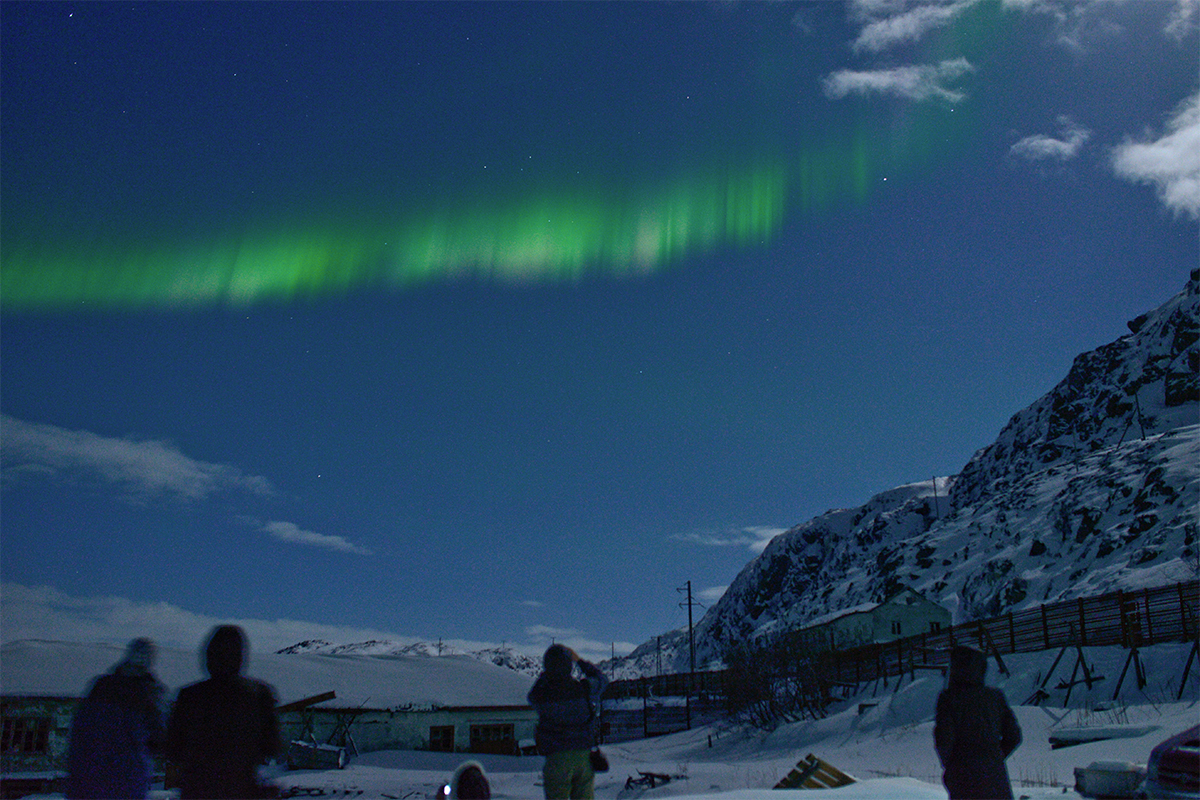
[773,753,856,790]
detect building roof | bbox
[0,640,534,710]
[801,587,946,631]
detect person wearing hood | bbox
[166,625,281,799]
[443,759,491,799]
[66,638,167,799]
[526,644,609,799]
[934,645,1023,800]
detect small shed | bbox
[0,640,537,780]
[793,587,950,652]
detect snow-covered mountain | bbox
[610,271,1199,679]
[276,639,543,677]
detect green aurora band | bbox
[2,163,796,309]
[0,0,1006,311]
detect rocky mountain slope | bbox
[610,271,1198,679]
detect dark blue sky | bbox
[2,1,1197,659]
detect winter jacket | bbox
[527,659,609,756]
[166,626,282,799]
[66,665,166,799]
[934,646,1022,800]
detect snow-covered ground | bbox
[48,641,1185,800]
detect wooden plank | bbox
[774,754,855,790]
[277,690,337,714]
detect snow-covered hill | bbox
[275,639,543,677]
[612,272,1199,678]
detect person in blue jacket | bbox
[526,644,609,799]
[66,638,167,800]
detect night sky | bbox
[2,1,1197,661]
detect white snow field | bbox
[8,640,1196,799]
[233,643,1200,798]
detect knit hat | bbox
[948,645,987,686]
[205,625,247,678]
[122,637,156,671]
[543,643,573,679]
[450,760,491,799]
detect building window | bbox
[891,622,902,636]
[469,723,515,755]
[2,717,50,755]
[429,725,454,752]
[930,621,942,633]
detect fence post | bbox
[1008,613,1016,653]
[1118,590,1129,647]
[1181,583,1189,638]
[1042,605,1051,650]
[1144,589,1155,645]
[1079,598,1088,647]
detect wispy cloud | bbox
[1165,0,1198,42]
[258,519,373,556]
[523,624,637,662]
[0,582,425,654]
[697,585,728,604]
[1,582,604,661]
[822,58,975,104]
[1112,92,1200,219]
[851,0,981,54]
[1010,117,1092,161]
[0,415,272,500]
[674,525,787,555]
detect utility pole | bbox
[677,580,701,729]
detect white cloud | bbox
[1,582,593,662]
[0,582,425,655]
[259,519,373,556]
[0,415,272,500]
[523,625,636,662]
[851,0,981,53]
[674,525,787,555]
[1011,117,1092,161]
[697,585,729,604]
[822,58,975,103]
[1165,0,1198,42]
[1112,93,1200,219]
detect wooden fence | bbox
[606,579,1198,700]
[819,579,1198,688]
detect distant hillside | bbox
[609,271,1199,679]
[276,639,543,677]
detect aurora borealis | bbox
[2,1,1195,661]
[1,163,792,307]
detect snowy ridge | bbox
[611,272,1199,678]
[275,639,543,677]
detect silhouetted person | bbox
[166,625,281,799]
[66,638,167,799]
[447,759,491,798]
[527,644,609,799]
[934,645,1022,800]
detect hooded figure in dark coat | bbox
[527,644,609,799]
[166,625,281,799]
[934,645,1022,800]
[66,638,167,799]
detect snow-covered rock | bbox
[611,271,1199,676]
[275,639,543,677]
